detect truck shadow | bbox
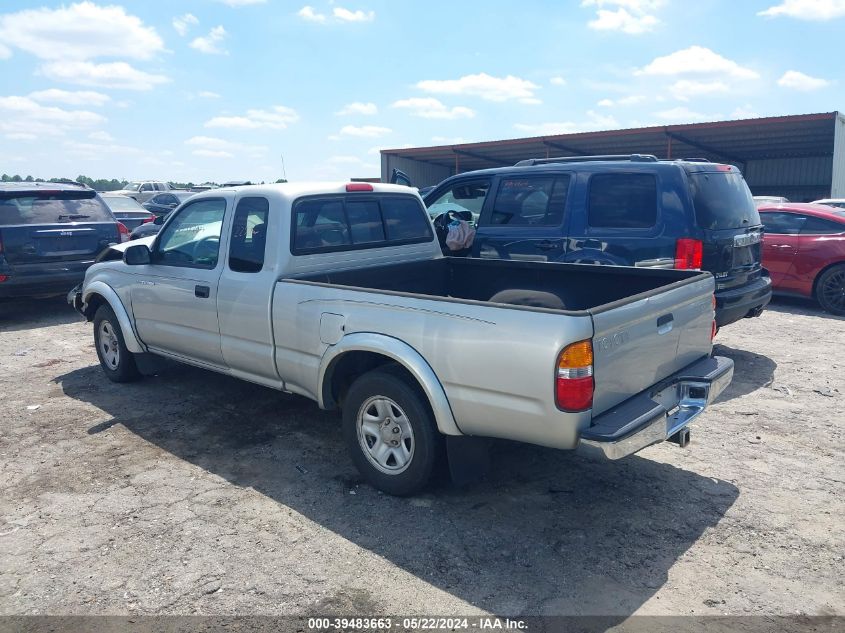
[57,363,738,618]
[0,295,80,332]
[711,344,777,402]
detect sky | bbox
[0,0,843,183]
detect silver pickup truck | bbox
[70,182,733,495]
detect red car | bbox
[758,203,845,315]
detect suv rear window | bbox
[293,194,433,254]
[0,191,114,225]
[689,172,760,230]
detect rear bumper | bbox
[579,355,733,460]
[715,273,772,327]
[0,261,92,298]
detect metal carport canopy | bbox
[381,112,838,174]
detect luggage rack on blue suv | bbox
[515,154,660,167]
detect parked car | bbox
[129,213,167,240]
[811,198,845,209]
[0,181,126,298]
[100,193,155,230]
[70,182,732,495]
[142,191,195,216]
[758,202,845,315]
[111,181,173,204]
[753,195,789,207]
[423,155,772,329]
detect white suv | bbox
[113,181,172,203]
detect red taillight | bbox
[711,320,717,340]
[346,183,373,192]
[0,275,8,283]
[142,214,155,224]
[555,340,594,411]
[117,222,130,242]
[675,238,703,270]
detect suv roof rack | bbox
[47,179,90,188]
[515,154,659,167]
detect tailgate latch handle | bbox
[657,313,674,334]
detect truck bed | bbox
[293,257,708,314]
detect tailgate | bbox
[1,223,117,263]
[590,274,714,416]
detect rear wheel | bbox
[342,368,441,496]
[815,264,845,315]
[93,305,140,382]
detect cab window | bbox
[426,180,490,222]
[229,197,269,273]
[155,198,226,268]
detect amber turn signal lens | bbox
[558,340,593,369]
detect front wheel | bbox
[342,368,442,496]
[815,264,845,315]
[93,305,140,383]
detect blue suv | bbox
[0,181,123,299]
[423,155,772,328]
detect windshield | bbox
[102,195,145,211]
[0,191,114,224]
[689,172,760,230]
[123,182,142,191]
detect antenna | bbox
[280,154,287,181]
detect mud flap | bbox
[446,436,491,486]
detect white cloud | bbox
[185,135,268,158]
[392,97,475,120]
[513,110,618,136]
[0,2,164,61]
[173,13,199,37]
[28,88,111,107]
[333,7,376,22]
[582,0,663,34]
[336,102,378,116]
[638,46,759,79]
[40,61,170,90]
[191,26,228,55]
[6,133,37,141]
[416,73,540,102]
[759,0,845,20]
[198,91,221,99]
[654,106,710,122]
[89,130,115,141]
[730,105,759,119]
[0,43,11,60]
[777,70,831,91]
[597,94,646,107]
[328,155,368,164]
[298,6,327,22]
[334,125,392,138]
[0,95,106,138]
[670,79,729,101]
[431,136,468,144]
[66,140,144,159]
[205,105,299,129]
[550,76,567,86]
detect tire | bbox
[342,367,442,496]
[93,304,141,383]
[815,264,845,316]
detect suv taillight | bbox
[675,238,703,270]
[555,340,594,411]
[117,222,130,242]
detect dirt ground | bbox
[0,295,842,620]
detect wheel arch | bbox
[318,333,462,437]
[812,260,845,296]
[82,281,146,354]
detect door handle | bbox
[535,240,560,251]
[657,313,674,334]
[771,245,792,249]
[195,285,210,298]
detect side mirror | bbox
[153,215,165,225]
[123,244,151,265]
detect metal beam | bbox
[543,140,588,155]
[452,148,512,167]
[665,131,746,164]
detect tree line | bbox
[1,174,288,190]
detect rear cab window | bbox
[0,190,114,225]
[292,194,432,254]
[688,171,760,230]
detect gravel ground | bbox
[0,295,842,619]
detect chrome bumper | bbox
[580,356,733,460]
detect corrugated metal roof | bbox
[381,112,838,173]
